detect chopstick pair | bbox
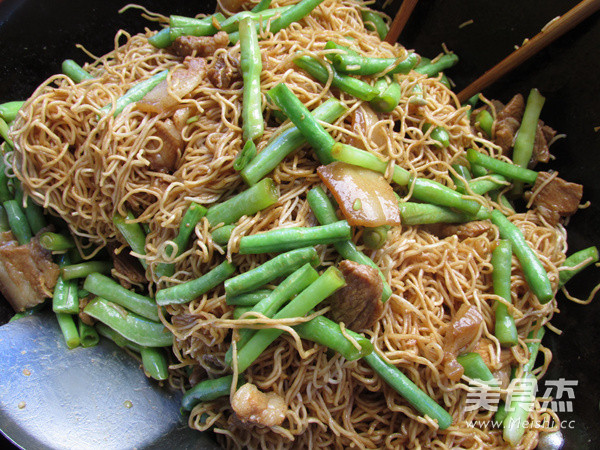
[383,0,600,102]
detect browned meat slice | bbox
[171,32,230,58]
[494,94,525,153]
[146,119,183,173]
[441,304,483,381]
[327,260,383,331]
[207,52,240,89]
[530,171,583,226]
[438,221,492,240]
[107,241,146,289]
[218,0,253,13]
[231,383,287,428]
[0,231,59,311]
[474,94,558,166]
[541,122,557,143]
[529,121,557,168]
[496,94,525,123]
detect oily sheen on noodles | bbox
[9,0,566,448]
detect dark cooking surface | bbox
[0,0,599,448]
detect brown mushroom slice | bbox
[137,57,206,114]
[317,161,401,227]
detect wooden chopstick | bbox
[457,0,600,103]
[385,0,419,44]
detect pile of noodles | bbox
[8,0,568,448]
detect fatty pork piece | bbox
[137,57,206,114]
[231,383,287,428]
[326,260,383,331]
[528,171,583,226]
[0,231,59,311]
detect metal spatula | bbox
[0,312,219,449]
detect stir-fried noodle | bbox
[8,0,567,448]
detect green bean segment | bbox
[240,16,264,142]
[490,210,553,304]
[267,82,337,163]
[239,221,352,254]
[205,178,279,227]
[56,313,81,349]
[113,211,148,268]
[181,374,244,411]
[361,9,388,40]
[502,327,545,445]
[558,246,599,287]
[225,263,319,365]
[492,240,518,346]
[241,98,346,185]
[61,261,112,280]
[398,202,491,225]
[363,351,452,429]
[156,202,207,279]
[332,52,418,76]
[475,110,494,137]
[101,70,168,116]
[78,319,100,348]
[84,297,173,347]
[293,56,379,102]
[140,347,169,380]
[84,272,159,321]
[156,260,236,306]
[414,53,459,77]
[225,247,319,297]
[0,100,25,122]
[371,78,402,113]
[456,352,496,383]
[62,60,93,83]
[234,266,345,372]
[226,289,272,306]
[3,199,32,245]
[212,224,236,246]
[466,149,538,185]
[293,315,373,360]
[268,0,325,35]
[511,89,545,196]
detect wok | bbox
[0,0,598,448]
